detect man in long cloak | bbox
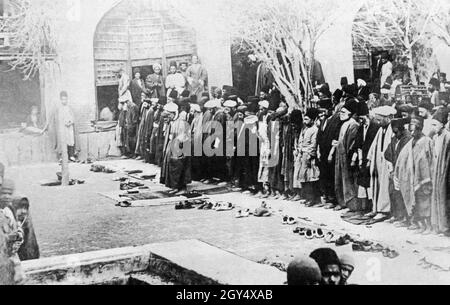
[366,106,397,221]
[430,108,450,235]
[186,56,208,103]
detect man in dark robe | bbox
[130,69,145,110]
[384,118,412,226]
[211,100,230,184]
[124,99,139,159]
[282,109,302,200]
[318,100,344,208]
[160,103,191,195]
[237,98,260,194]
[395,115,434,235]
[351,102,381,212]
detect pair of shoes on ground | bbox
[116,201,132,208]
[293,227,325,239]
[282,216,297,225]
[175,201,194,210]
[214,202,235,211]
[235,209,251,218]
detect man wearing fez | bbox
[429,77,441,107]
[384,118,412,226]
[395,114,434,234]
[333,98,360,212]
[150,98,168,166]
[431,108,450,236]
[351,102,381,213]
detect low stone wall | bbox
[0,129,119,167]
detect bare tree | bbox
[431,0,450,46]
[0,0,65,80]
[228,0,341,110]
[353,0,444,85]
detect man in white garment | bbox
[380,53,393,92]
[366,106,397,221]
[166,63,186,98]
[417,100,434,138]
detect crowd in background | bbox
[116,52,450,237]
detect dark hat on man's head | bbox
[430,77,440,88]
[333,89,344,104]
[341,77,349,87]
[228,95,238,102]
[397,104,415,114]
[410,112,425,129]
[343,85,356,97]
[246,96,260,114]
[261,85,271,94]
[343,98,359,114]
[169,61,178,68]
[305,108,320,121]
[287,256,322,286]
[418,100,433,112]
[181,89,190,98]
[356,102,369,116]
[391,117,410,129]
[158,97,167,105]
[60,91,68,99]
[190,95,198,104]
[169,90,179,100]
[310,248,341,271]
[318,98,333,110]
[290,110,303,128]
[12,197,30,211]
[432,107,450,125]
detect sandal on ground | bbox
[314,228,325,239]
[282,216,289,225]
[235,210,243,218]
[288,217,297,225]
[305,229,314,239]
[324,232,336,243]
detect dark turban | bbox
[432,107,450,125]
[310,248,341,271]
[305,108,320,121]
[333,89,344,104]
[287,256,322,286]
[169,90,179,100]
[341,77,349,87]
[391,118,410,130]
[356,102,369,116]
[158,97,167,106]
[429,77,440,88]
[290,110,303,128]
[181,89,190,98]
[318,98,333,110]
[418,101,433,112]
[343,98,359,115]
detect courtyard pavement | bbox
[5,159,450,285]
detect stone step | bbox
[22,239,286,285]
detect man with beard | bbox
[223,100,238,188]
[166,62,186,98]
[124,98,139,159]
[351,102,381,213]
[160,103,191,195]
[333,98,360,212]
[384,118,412,226]
[395,114,434,234]
[366,106,397,222]
[186,55,208,103]
[417,100,434,138]
[430,108,450,236]
[130,68,145,110]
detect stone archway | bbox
[93,0,197,117]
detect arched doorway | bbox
[93,0,197,119]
